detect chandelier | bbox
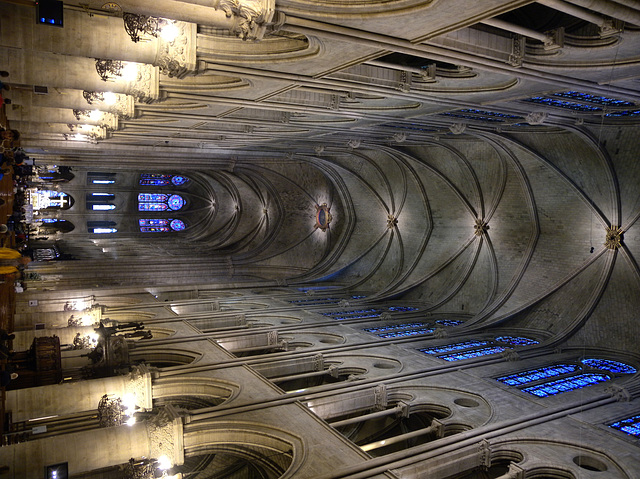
[83,91,104,105]
[95,59,123,82]
[97,394,125,427]
[123,13,159,43]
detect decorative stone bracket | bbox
[213,0,276,41]
[146,405,185,468]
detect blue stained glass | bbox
[378,328,434,338]
[289,298,340,304]
[138,193,168,202]
[438,346,507,361]
[419,340,490,355]
[138,203,168,211]
[610,415,640,437]
[352,295,366,299]
[140,226,171,232]
[388,306,419,312]
[171,176,189,186]
[497,364,580,386]
[140,174,191,186]
[436,319,463,327]
[522,373,609,397]
[581,358,636,374]
[605,110,640,117]
[322,309,382,320]
[170,219,186,231]
[92,228,117,233]
[553,91,634,106]
[364,322,429,333]
[495,336,539,346]
[41,218,58,223]
[522,97,601,111]
[139,219,170,227]
[168,195,185,210]
[140,174,172,186]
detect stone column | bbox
[5,365,153,422]
[2,421,151,477]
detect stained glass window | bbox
[495,336,539,346]
[440,109,522,123]
[139,218,186,232]
[523,97,601,111]
[419,340,490,355]
[605,110,640,118]
[364,322,429,333]
[497,364,580,386]
[610,414,640,437]
[522,373,609,397]
[289,298,341,305]
[436,319,463,327]
[438,346,507,362]
[552,91,634,106]
[88,221,118,234]
[388,306,419,312]
[581,358,636,374]
[139,174,190,186]
[378,327,434,338]
[92,204,116,210]
[138,193,185,211]
[321,309,383,320]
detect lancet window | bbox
[139,174,190,186]
[419,336,539,361]
[138,193,185,211]
[552,91,634,106]
[321,309,383,320]
[87,220,117,233]
[364,322,434,338]
[138,218,186,232]
[610,414,640,437]
[87,193,116,211]
[497,358,637,398]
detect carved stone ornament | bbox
[393,132,407,143]
[146,405,184,467]
[214,0,276,41]
[474,219,489,236]
[373,384,387,410]
[387,214,398,229]
[83,91,136,119]
[449,123,466,135]
[125,64,160,103]
[604,225,623,250]
[125,363,154,409]
[502,348,520,362]
[508,34,524,68]
[315,203,332,232]
[314,145,325,154]
[526,112,547,125]
[154,21,197,78]
[347,139,361,149]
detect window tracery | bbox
[139,218,186,232]
[138,193,185,211]
[139,173,190,186]
[610,414,640,437]
[496,358,636,397]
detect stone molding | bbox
[155,21,198,78]
[214,0,276,41]
[125,363,154,410]
[146,405,185,467]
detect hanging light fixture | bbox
[123,12,159,43]
[95,59,123,82]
